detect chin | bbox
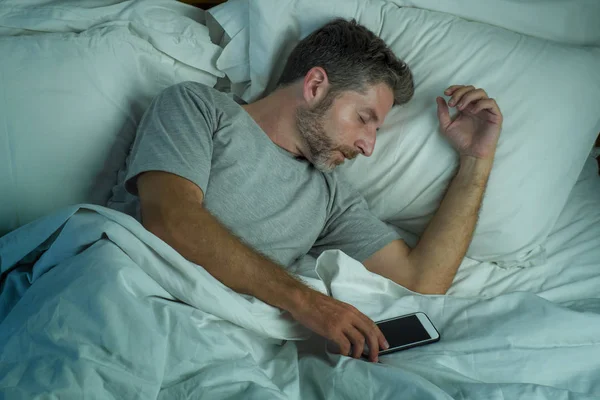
[313,160,337,173]
[312,152,344,173]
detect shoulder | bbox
[158,82,244,127]
[162,81,231,107]
[324,171,361,195]
[322,170,368,211]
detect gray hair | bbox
[277,18,414,105]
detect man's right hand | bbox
[289,289,389,363]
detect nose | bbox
[355,129,377,157]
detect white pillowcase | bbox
[212,0,600,267]
[207,0,251,95]
[0,1,222,236]
[389,0,600,47]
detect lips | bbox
[335,149,358,161]
[343,151,358,160]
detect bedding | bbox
[388,0,600,47]
[449,156,600,301]
[2,157,600,398]
[1,0,600,398]
[209,0,600,49]
[291,159,600,399]
[0,205,308,399]
[210,0,600,269]
[0,0,223,236]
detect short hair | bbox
[277,18,414,105]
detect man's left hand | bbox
[436,85,503,160]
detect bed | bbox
[1,0,600,398]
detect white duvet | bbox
[1,158,599,399]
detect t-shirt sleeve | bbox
[310,174,402,262]
[124,82,217,196]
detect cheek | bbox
[326,108,358,143]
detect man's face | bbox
[295,82,394,173]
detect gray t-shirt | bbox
[108,82,400,267]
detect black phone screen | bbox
[377,315,431,348]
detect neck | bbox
[242,86,307,158]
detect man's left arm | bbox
[364,85,503,294]
[364,156,491,294]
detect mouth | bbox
[331,150,358,168]
[341,150,358,160]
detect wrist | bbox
[277,280,314,314]
[457,155,493,184]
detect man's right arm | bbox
[137,171,388,362]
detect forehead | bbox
[334,83,394,118]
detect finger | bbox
[471,98,502,119]
[376,324,389,353]
[354,312,389,354]
[436,96,452,130]
[351,313,386,363]
[335,335,352,358]
[448,85,475,107]
[444,85,463,96]
[344,326,366,359]
[351,323,378,362]
[365,325,382,363]
[456,88,488,111]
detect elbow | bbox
[140,205,174,244]
[407,265,452,295]
[143,218,167,240]
[143,219,176,249]
[406,254,453,295]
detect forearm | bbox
[408,155,492,293]
[143,201,309,312]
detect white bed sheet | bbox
[0,205,308,399]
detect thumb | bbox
[436,96,452,130]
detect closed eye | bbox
[359,114,367,124]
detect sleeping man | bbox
[108,19,503,363]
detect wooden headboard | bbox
[179,0,227,9]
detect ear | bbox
[302,67,330,107]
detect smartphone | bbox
[369,312,440,356]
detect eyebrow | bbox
[365,108,380,124]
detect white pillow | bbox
[389,0,600,47]
[207,0,251,95]
[213,0,600,267]
[206,0,249,43]
[0,4,222,236]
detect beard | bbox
[295,93,358,173]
